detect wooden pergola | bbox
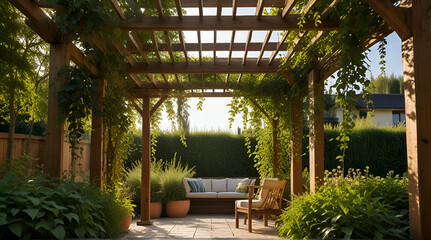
[7,0,431,238]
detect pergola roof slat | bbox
[119,16,340,31]
[257,30,272,65]
[110,0,126,20]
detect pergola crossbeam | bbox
[128,60,281,74]
[119,16,340,31]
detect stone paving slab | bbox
[120,214,280,239]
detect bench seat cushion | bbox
[217,192,248,198]
[236,199,263,208]
[186,192,218,198]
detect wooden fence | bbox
[0,132,91,179]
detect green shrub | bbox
[125,159,166,212]
[0,174,126,239]
[151,178,163,203]
[277,169,409,239]
[161,154,195,202]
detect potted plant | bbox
[118,196,135,232]
[163,174,190,218]
[150,177,164,219]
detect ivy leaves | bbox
[57,66,98,164]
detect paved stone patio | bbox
[122,214,280,239]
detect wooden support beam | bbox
[403,0,431,237]
[154,0,163,18]
[131,91,235,98]
[45,43,70,179]
[269,32,289,64]
[213,31,217,64]
[279,71,295,86]
[90,78,105,189]
[198,0,204,18]
[150,96,168,117]
[237,73,243,85]
[308,69,324,194]
[8,0,60,43]
[127,60,281,74]
[130,99,144,116]
[198,30,202,64]
[110,0,126,20]
[257,31,272,65]
[119,16,340,31]
[290,99,303,196]
[129,32,151,64]
[249,98,271,120]
[128,42,289,53]
[137,96,152,226]
[130,82,239,90]
[243,31,253,65]
[282,0,298,18]
[178,31,189,62]
[181,0,285,7]
[216,0,222,18]
[172,0,180,18]
[228,31,236,65]
[365,0,412,41]
[232,0,238,19]
[69,44,99,77]
[255,0,265,19]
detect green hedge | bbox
[302,126,407,176]
[153,133,259,178]
[127,127,407,178]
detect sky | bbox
[155,8,404,133]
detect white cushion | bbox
[236,199,263,208]
[227,178,244,192]
[212,179,227,192]
[217,192,248,198]
[201,179,212,192]
[186,192,218,198]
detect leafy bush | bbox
[0,174,126,239]
[277,169,409,239]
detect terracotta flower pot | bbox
[166,200,190,218]
[121,215,132,232]
[150,202,163,219]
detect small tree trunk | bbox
[6,88,16,163]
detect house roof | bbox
[357,94,405,110]
[324,94,405,110]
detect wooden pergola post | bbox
[44,43,70,179]
[308,69,324,193]
[90,78,105,189]
[402,1,431,237]
[290,100,303,196]
[138,96,151,225]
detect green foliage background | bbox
[127,125,407,178]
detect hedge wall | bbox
[152,133,259,178]
[304,127,407,177]
[127,127,407,178]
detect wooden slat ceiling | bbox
[18,0,393,97]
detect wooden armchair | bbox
[235,179,287,232]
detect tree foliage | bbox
[367,74,404,94]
